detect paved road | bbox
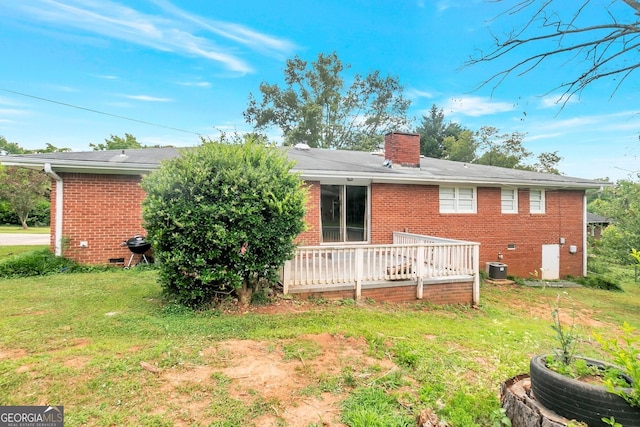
[0,234,50,246]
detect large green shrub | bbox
[141,138,307,307]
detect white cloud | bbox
[47,84,78,92]
[534,111,640,133]
[407,88,435,100]
[123,95,173,102]
[0,108,28,116]
[3,0,297,74]
[444,96,514,117]
[526,132,564,142]
[176,81,211,88]
[436,0,456,12]
[151,0,297,59]
[539,94,578,109]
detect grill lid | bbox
[126,235,149,247]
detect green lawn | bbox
[0,225,50,234]
[0,265,638,426]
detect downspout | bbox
[583,193,588,276]
[44,163,63,257]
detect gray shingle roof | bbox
[1,145,607,189]
[587,212,612,224]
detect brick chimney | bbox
[384,132,420,168]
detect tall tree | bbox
[443,129,477,162]
[0,167,49,229]
[416,105,465,158]
[588,179,640,263]
[530,151,563,175]
[467,0,640,102]
[475,126,535,169]
[0,136,70,228]
[244,52,411,151]
[90,133,142,151]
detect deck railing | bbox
[282,232,480,304]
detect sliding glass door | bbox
[321,185,368,243]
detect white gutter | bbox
[44,163,63,257]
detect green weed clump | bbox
[341,386,414,427]
[569,274,622,291]
[595,322,640,408]
[0,248,104,278]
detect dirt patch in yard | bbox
[153,332,398,426]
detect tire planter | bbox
[530,355,640,427]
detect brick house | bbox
[1,132,604,305]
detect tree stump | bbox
[501,374,576,427]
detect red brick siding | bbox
[51,173,147,265]
[51,173,586,279]
[423,282,474,305]
[295,180,321,246]
[370,184,584,278]
[294,281,473,304]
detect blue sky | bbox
[1,0,638,181]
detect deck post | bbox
[355,247,363,300]
[282,260,291,295]
[416,246,424,299]
[472,244,480,306]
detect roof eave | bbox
[0,159,156,175]
[297,169,605,190]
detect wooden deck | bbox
[282,232,480,304]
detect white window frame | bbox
[529,189,545,214]
[501,188,518,214]
[439,186,477,214]
[320,184,370,243]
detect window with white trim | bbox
[529,189,545,214]
[439,186,476,213]
[501,188,518,214]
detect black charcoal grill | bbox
[123,235,151,268]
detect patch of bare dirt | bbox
[63,355,92,370]
[0,348,28,359]
[153,333,398,426]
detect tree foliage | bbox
[443,130,477,163]
[0,136,69,155]
[0,136,66,228]
[588,179,640,263]
[0,167,50,229]
[244,52,411,151]
[468,0,640,102]
[414,107,563,172]
[475,126,530,168]
[90,133,142,151]
[141,137,307,307]
[416,105,465,158]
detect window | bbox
[321,185,368,243]
[439,187,476,213]
[530,189,545,214]
[501,188,518,214]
